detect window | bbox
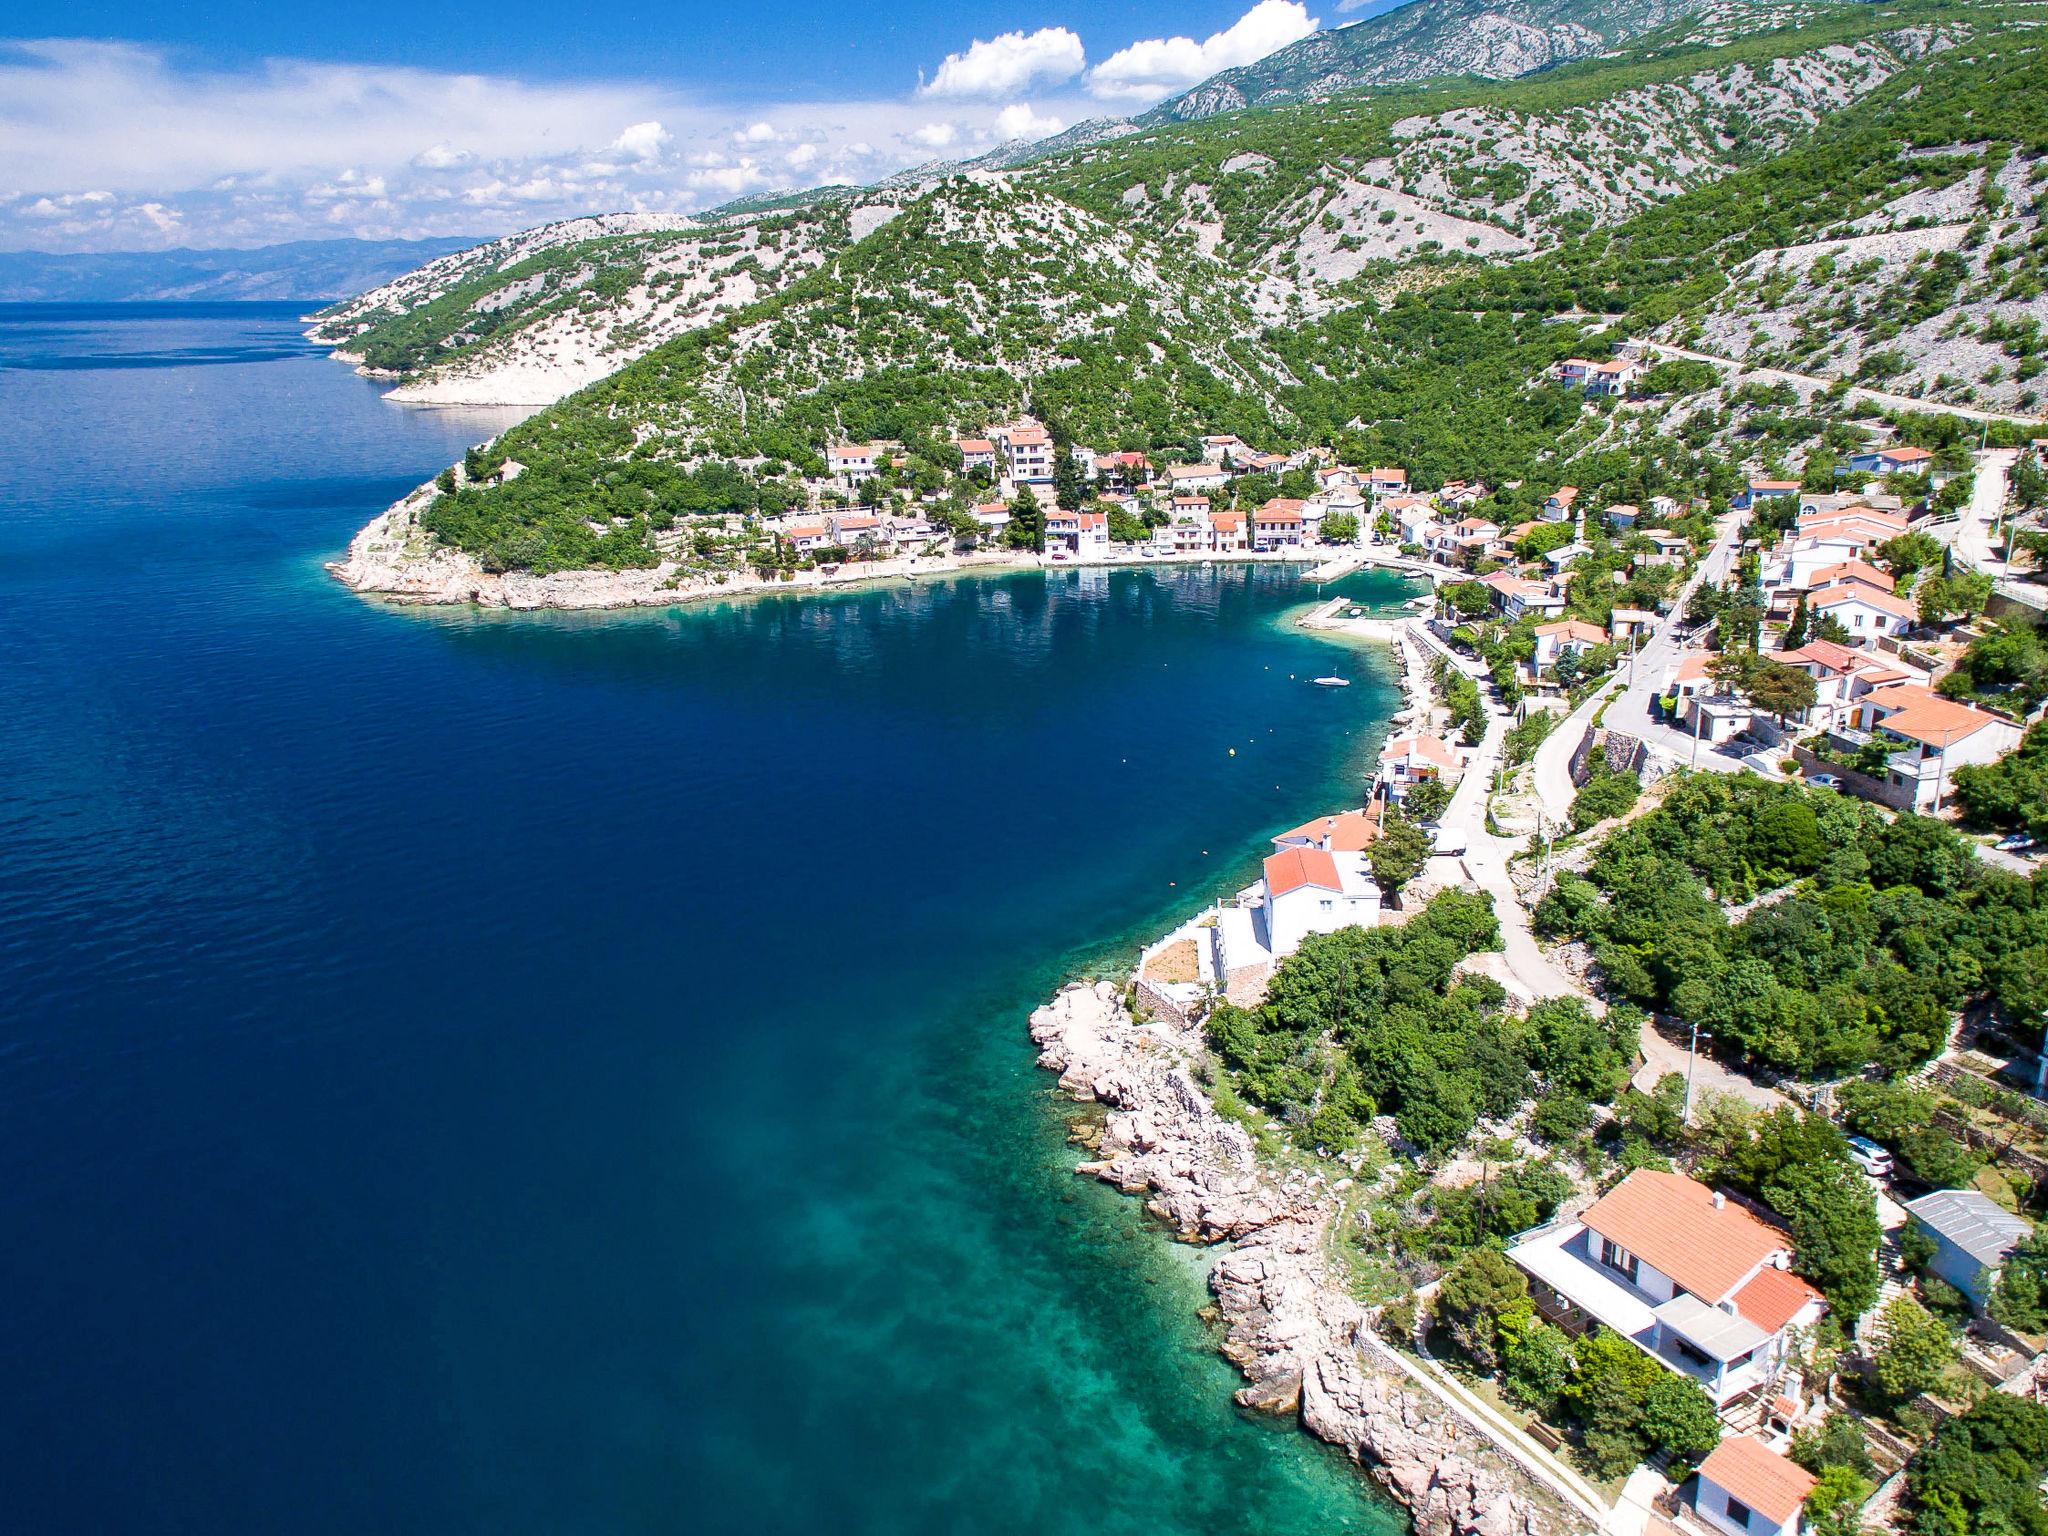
[1725,1498,1755,1531]
[1599,1239,1639,1282]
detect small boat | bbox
[1312,676,1350,688]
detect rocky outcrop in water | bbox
[1029,981,1564,1536]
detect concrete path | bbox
[1631,1018,1784,1110]
[1379,1330,1613,1530]
[1531,676,1619,824]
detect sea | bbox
[0,301,1419,1536]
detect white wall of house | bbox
[1697,1476,1799,1536]
[1267,881,1380,956]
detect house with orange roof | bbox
[1208,509,1246,552]
[1809,583,1916,640]
[998,423,1053,484]
[1777,639,1918,730]
[1166,462,1230,493]
[1551,358,1598,386]
[1271,806,1381,855]
[1480,569,1568,620]
[956,437,996,474]
[1542,486,1579,522]
[1425,516,1503,565]
[970,501,1011,534]
[1848,444,1934,477]
[1385,495,1438,548]
[1845,683,2023,812]
[1532,618,1609,677]
[1260,845,1381,957]
[1585,358,1642,398]
[782,520,832,554]
[1200,433,1253,465]
[1377,733,1461,801]
[1737,479,1802,511]
[1695,1436,1817,1536]
[1368,466,1409,503]
[826,443,883,483]
[1507,1169,1826,1408]
[828,511,885,546]
[1252,498,1307,551]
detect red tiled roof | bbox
[1273,807,1381,853]
[957,438,995,453]
[1698,1437,1817,1525]
[1865,683,2006,747]
[1811,585,1917,621]
[1550,486,1579,505]
[1006,426,1049,445]
[1580,1169,1788,1304]
[1264,847,1342,897]
[1536,619,1608,645]
[1381,734,1459,772]
[1883,446,1934,463]
[1809,559,1894,593]
[1731,1266,1823,1333]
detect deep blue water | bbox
[0,302,1418,1536]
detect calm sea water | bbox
[0,302,1418,1536]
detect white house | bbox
[1848,683,2025,812]
[1506,1169,1825,1409]
[1776,640,1917,731]
[1847,445,1934,476]
[1200,433,1253,465]
[1542,486,1580,523]
[1695,1436,1817,1536]
[1605,503,1640,530]
[957,437,997,474]
[1261,846,1381,957]
[1368,466,1409,503]
[829,511,887,548]
[827,443,881,483]
[1386,495,1438,548]
[1544,542,1592,573]
[1481,570,1568,620]
[1166,463,1230,494]
[1209,510,1247,552]
[1378,734,1460,799]
[1649,495,1680,520]
[1610,607,1659,647]
[1739,479,1802,511]
[782,520,833,554]
[1810,584,1916,640]
[1586,359,1642,397]
[1271,807,1381,855]
[970,501,1011,535]
[1252,498,1307,551]
[1001,424,1053,484]
[1532,619,1609,676]
[1552,358,1597,386]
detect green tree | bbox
[1642,1371,1721,1465]
[1745,657,1819,724]
[1808,1464,1872,1536]
[1990,1226,2048,1334]
[1869,1296,1956,1407]
[1404,777,1454,824]
[1766,1162,1882,1319]
[1437,1248,1529,1371]
[1323,511,1360,544]
[1908,1393,2048,1536]
[1053,446,1086,511]
[1007,483,1045,552]
[1785,591,1811,651]
[1369,805,1432,897]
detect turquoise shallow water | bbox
[0,303,1420,1536]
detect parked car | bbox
[1996,833,2038,852]
[1846,1135,1894,1179]
[1808,772,1843,790]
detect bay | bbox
[0,302,1419,1536]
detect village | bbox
[1034,364,2048,1536]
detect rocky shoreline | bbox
[1030,981,1567,1536]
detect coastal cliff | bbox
[1030,982,1567,1536]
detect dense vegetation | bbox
[1908,1395,2048,1536]
[1206,888,1641,1156]
[1535,774,2048,1077]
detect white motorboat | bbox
[1311,676,1350,687]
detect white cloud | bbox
[909,122,959,149]
[410,143,473,171]
[785,143,819,169]
[610,120,670,161]
[738,120,778,144]
[991,103,1064,142]
[920,26,1085,99]
[1087,0,1318,104]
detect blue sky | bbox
[0,0,1409,252]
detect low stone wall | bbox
[1133,977,1196,1029]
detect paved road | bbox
[1596,510,1749,775]
[1637,340,2048,427]
[1530,678,1618,825]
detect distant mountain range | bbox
[0,237,483,303]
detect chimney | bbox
[1712,1191,1726,1210]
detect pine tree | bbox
[1786,592,1810,650]
[1053,448,1085,511]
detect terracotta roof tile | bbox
[1698,1436,1817,1525]
[1731,1266,1823,1333]
[1264,847,1342,897]
[1580,1170,1788,1304]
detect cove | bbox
[0,302,1417,1536]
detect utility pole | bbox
[1684,1020,1712,1121]
[1691,689,1705,769]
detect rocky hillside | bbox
[305,202,880,405]
[1143,0,1799,121]
[1058,21,1935,318]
